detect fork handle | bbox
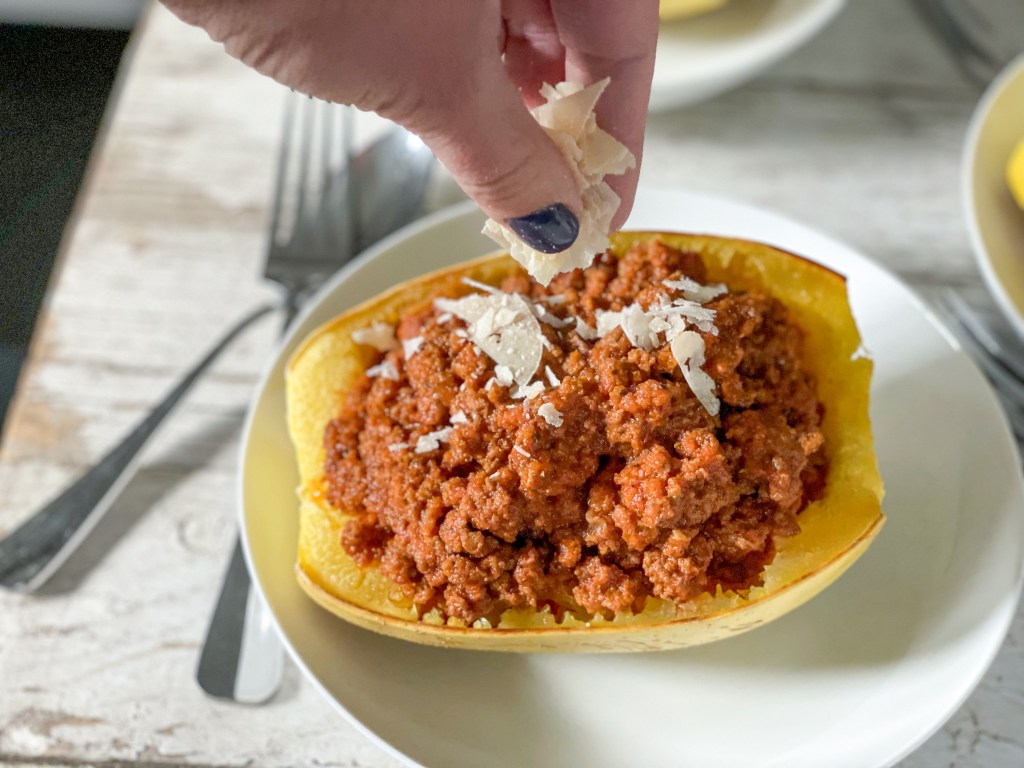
[0,302,278,592]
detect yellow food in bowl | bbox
[285,233,884,652]
[660,0,730,21]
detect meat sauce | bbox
[323,241,827,625]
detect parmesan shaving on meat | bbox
[594,296,722,415]
[450,411,469,425]
[434,292,544,389]
[351,322,397,352]
[402,336,424,358]
[512,381,546,400]
[575,317,598,340]
[537,402,564,428]
[437,312,453,323]
[461,277,500,295]
[482,78,636,285]
[415,427,453,454]
[366,359,399,381]
[670,331,720,417]
[595,310,620,338]
[650,298,718,335]
[513,445,531,458]
[388,442,409,453]
[596,304,661,349]
[544,365,560,387]
[532,303,572,328]
[494,364,515,386]
[664,276,727,304]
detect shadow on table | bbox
[35,408,246,595]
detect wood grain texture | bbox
[0,0,1020,766]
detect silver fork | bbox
[195,94,362,704]
[197,99,435,703]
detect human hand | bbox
[161,0,659,253]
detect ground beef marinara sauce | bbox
[323,240,828,626]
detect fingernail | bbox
[507,203,579,254]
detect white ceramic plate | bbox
[651,0,845,111]
[963,55,1024,339]
[240,189,1024,768]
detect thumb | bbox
[413,64,584,255]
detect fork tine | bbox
[293,96,316,239]
[267,91,298,249]
[343,107,359,256]
[316,101,356,259]
[317,100,337,254]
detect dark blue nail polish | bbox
[507,203,580,254]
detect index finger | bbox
[551,0,659,229]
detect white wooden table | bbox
[1,2,1021,766]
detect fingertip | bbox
[507,202,581,253]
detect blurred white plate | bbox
[241,189,1024,768]
[963,54,1024,339]
[651,0,845,111]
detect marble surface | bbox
[0,1,1021,766]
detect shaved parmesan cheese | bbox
[402,336,424,358]
[482,78,636,285]
[512,381,546,400]
[494,364,515,386]
[461,277,500,295]
[513,445,532,458]
[670,331,720,417]
[544,365,560,387]
[532,303,572,328]
[450,410,469,425]
[649,299,717,335]
[437,312,453,323]
[664,276,727,304]
[351,322,397,352]
[541,295,566,305]
[574,317,598,340]
[538,402,564,428]
[595,310,620,338]
[596,304,661,349]
[415,427,453,454]
[435,292,544,389]
[366,359,399,381]
[388,442,409,453]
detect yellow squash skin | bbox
[286,233,884,652]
